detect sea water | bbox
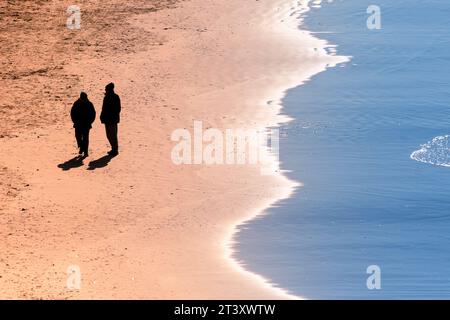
[236,0,450,299]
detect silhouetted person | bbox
[71,92,96,157]
[100,83,121,156]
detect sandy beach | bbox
[0,0,344,299]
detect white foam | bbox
[411,135,450,167]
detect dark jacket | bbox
[100,92,121,124]
[71,99,96,129]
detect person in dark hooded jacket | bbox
[71,92,96,157]
[100,82,121,156]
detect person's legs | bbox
[111,123,118,152]
[105,124,112,149]
[105,123,119,154]
[75,127,83,154]
[82,128,90,156]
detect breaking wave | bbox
[411,135,450,167]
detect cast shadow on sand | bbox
[87,154,116,170]
[58,154,117,171]
[57,156,85,171]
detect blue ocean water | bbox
[236,0,450,299]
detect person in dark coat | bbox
[71,92,96,157]
[100,82,121,156]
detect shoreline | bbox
[224,0,349,299]
[0,0,346,299]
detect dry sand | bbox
[0,0,345,299]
